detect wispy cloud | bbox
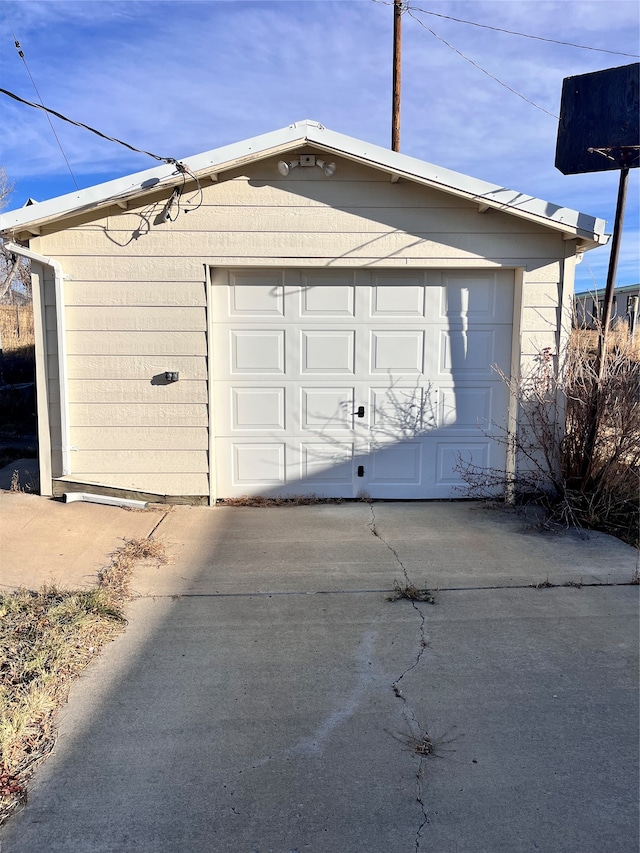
[0,0,637,289]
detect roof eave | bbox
[311,142,608,246]
[0,119,608,247]
[300,124,608,245]
[0,121,317,236]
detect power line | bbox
[1,7,81,189]
[372,0,640,58]
[0,82,202,222]
[0,86,180,166]
[408,4,640,58]
[10,36,80,190]
[405,8,559,119]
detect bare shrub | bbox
[457,331,640,546]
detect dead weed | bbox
[387,581,436,604]
[219,493,344,507]
[0,537,167,825]
[387,725,459,759]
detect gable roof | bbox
[0,119,608,249]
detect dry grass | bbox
[387,581,436,603]
[7,468,38,494]
[0,305,34,356]
[219,493,344,506]
[218,492,374,506]
[0,537,167,825]
[577,328,640,361]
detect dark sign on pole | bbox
[555,62,639,175]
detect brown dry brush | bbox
[457,331,640,547]
[0,537,167,825]
[0,305,35,353]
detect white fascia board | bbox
[302,124,608,244]
[0,118,607,245]
[0,121,314,234]
[0,162,180,232]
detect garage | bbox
[211,267,513,499]
[0,120,606,503]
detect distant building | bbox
[574,283,639,336]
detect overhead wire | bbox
[181,163,204,213]
[370,0,637,120]
[371,0,640,58]
[1,0,632,220]
[4,20,80,189]
[0,86,181,167]
[405,6,559,119]
[409,6,640,58]
[160,163,204,222]
[0,85,202,223]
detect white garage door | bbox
[211,268,513,500]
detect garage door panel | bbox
[300,442,355,483]
[299,278,356,317]
[435,441,490,486]
[368,442,423,484]
[301,330,355,374]
[231,330,285,374]
[438,326,511,377]
[230,387,286,431]
[371,283,425,317]
[440,271,514,323]
[441,278,497,320]
[229,280,284,316]
[301,388,355,431]
[370,386,437,436]
[230,441,287,487]
[439,385,494,430]
[371,270,425,290]
[370,330,424,374]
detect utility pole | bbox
[595,161,630,381]
[392,0,402,152]
[579,157,630,489]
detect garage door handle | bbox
[353,405,365,418]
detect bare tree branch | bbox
[0,169,31,303]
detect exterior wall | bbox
[31,235,209,496]
[32,153,570,498]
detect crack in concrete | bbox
[367,503,430,850]
[146,511,170,539]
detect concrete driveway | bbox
[1,493,638,853]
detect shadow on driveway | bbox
[1,500,638,853]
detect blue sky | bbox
[0,0,638,291]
